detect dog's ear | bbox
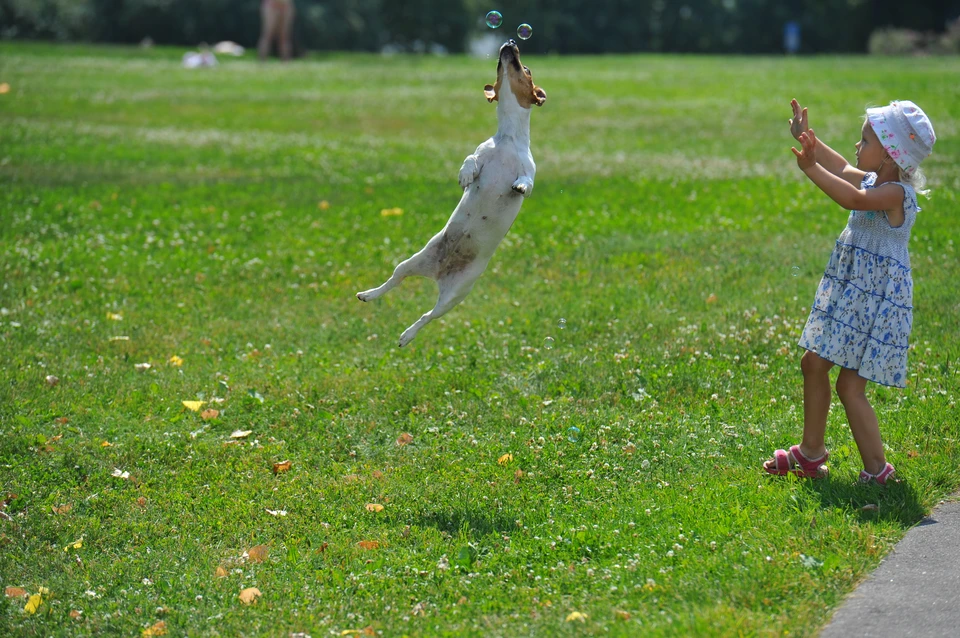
[533,87,547,107]
[484,84,498,103]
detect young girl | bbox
[763,99,936,485]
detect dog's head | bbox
[484,40,546,109]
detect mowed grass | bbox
[1,42,959,636]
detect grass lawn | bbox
[1,42,958,636]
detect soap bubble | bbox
[543,336,554,350]
[485,11,503,29]
[517,23,533,40]
[558,318,566,330]
[791,266,800,277]
[567,426,581,442]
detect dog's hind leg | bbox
[397,272,478,347]
[357,252,432,302]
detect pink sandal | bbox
[859,462,896,486]
[763,445,829,479]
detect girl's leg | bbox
[279,3,295,61]
[258,2,277,61]
[799,350,834,459]
[835,368,886,475]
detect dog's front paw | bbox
[512,177,532,196]
[458,157,479,189]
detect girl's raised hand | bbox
[791,129,818,170]
[789,98,809,141]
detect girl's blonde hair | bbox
[898,165,929,197]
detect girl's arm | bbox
[790,99,865,187]
[793,130,905,226]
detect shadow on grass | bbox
[802,477,925,528]
[415,508,518,538]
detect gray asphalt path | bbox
[820,499,960,638]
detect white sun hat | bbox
[866,100,936,175]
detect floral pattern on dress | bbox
[798,173,918,388]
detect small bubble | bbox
[558,318,566,330]
[791,266,800,277]
[517,23,533,40]
[543,336,554,350]
[567,426,581,442]
[485,11,503,29]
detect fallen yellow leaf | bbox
[182,400,204,412]
[357,540,381,550]
[230,430,253,439]
[215,566,229,578]
[64,537,83,552]
[247,544,269,563]
[238,587,261,605]
[365,503,384,513]
[168,355,184,367]
[318,200,330,210]
[4,586,28,598]
[498,453,514,465]
[143,620,167,636]
[24,593,42,614]
[107,312,123,321]
[0,83,10,94]
[101,441,113,447]
[272,460,292,474]
[566,611,588,623]
[200,408,219,420]
[380,207,404,217]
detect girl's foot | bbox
[859,462,896,485]
[763,445,829,479]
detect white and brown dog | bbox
[357,39,547,346]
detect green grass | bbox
[1,41,959,636]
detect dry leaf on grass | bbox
[64,537,83,551]
[4,586,28,598]
[230,430,253,439]
[45,375,60,387]
[566,611,588,622]
[52,503,73,515]
[69,609,82,620]
[343,474,360,483]
[272,460,292,474]
[136,497,147,508]
[181,400,204,412]
[357,540,381,550]
[514,469,523,484]
[142,620,167,636]
[396,432,413,447]
[238,587,261,605]
[25,593,43,614]
[372,470,384,480]
[246,544,269,563]
[498,453,514,465]
[168,355,184,367]
[200,409,219,420]
[265,508,287,517]
[706,293,718,304]
[215,566,229,578]
[101,441,113,447]
[365,503,384,513]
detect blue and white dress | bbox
[798,173,917,388]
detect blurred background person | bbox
[258,0,295,61]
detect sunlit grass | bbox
[1,42,959,636]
